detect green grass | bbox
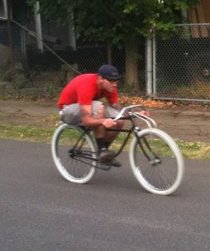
[0,124,210,160]
[177,140,210,161]
[0,124,55,143]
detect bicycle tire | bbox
[129,128,184,195]
[51,123,97,184]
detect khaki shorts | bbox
[60,101,120,124]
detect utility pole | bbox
[7,0,14,67]
[34,1,44,52]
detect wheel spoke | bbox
[130,128,184,195]
[51,124,96,183]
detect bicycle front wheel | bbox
[129,128,184,195]
[51,123,97,184]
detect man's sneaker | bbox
[110,159,121,167]
[99,148,115,163]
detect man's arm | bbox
[80,105,117,128]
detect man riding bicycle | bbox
[57,64,124,166]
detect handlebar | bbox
[113,104,157,128]
[113,105,144,121]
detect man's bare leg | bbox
[104,120,124,147]
[93,105,123,166]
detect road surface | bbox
[1,139,210,251]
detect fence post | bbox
[152,33,156,96]
[145,38,153,96]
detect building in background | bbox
[188,0,210,38]
[0,0,76,67]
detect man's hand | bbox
[139,110,150,116]
[102,118,117,128]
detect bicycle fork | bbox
[134,129,162,167]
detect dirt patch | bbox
[0,100,210,143]
[151,109,210,143]
[0,100,57,127]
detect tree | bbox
[27,0,199,91]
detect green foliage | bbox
[0,64,28,89]
[27,0,199,44]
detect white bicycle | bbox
[51,105,184,195]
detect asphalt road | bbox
[1,139,210,251]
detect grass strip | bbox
[0,124,210,160]
[0,124,55,143]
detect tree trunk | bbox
[125,40,139,92]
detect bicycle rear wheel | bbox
[51,123,97,183]
[129,128,184,195]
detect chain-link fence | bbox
[2,22,210,102]
[153,23,210,102]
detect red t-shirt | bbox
[58,73,118,109]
